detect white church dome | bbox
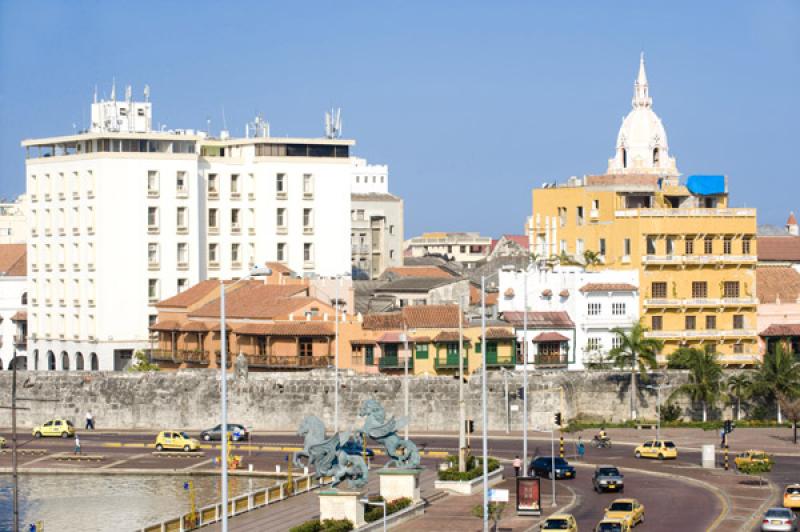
[607,54,678,176]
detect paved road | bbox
[4,428,790,530]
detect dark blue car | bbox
[528,456,575,479]
[341,440,375,457]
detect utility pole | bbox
[11,358,19,532]
[458,298,467,472]
[403,322,409,441]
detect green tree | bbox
[726,373,752,421]
[751,344,800,423]
[736,460,773,487]
[583,250,603,268]
[609,323,664,420]
[668,348,723,422]
[127,350,160,372]
[779,394,800,445]
[472,502,506,532]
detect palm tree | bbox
[751,344,800,423]
[727,373,752,421]
[668,348,723,422]
[609,323,664,420]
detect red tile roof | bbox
[150,320,181,331]
[502,311,575,328]
[760,324,800,337]
[758,236,800,262]
[757,267,800,304]
[579,283,638,293]
[402,305,462,328]
[0,244,26,277]
[180,321,211,332]
[189,283,313,319]
[382,266,455,279]
[485,328,516,339]
[378,332,406,343]
[432,331,463,342]
[789,212,798,225]
[156,280,222,309]
[363,312,405,330]
[10,310,27,321]
[532,332,570,342]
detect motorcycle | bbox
[592,435,612,448]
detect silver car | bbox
[762,508,798,532]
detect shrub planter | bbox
[434,467,504,495]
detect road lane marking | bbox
[184,458,215,470]
[101,452,149,469]
[21,452,63,467]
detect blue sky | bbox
[1,1,798,237]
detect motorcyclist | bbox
[596,427,609,442]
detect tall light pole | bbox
[335,276,340,433]
[457,296,466,472]
[402,322,410,441]
[645,382,674,441]
[521,260,531,467]
[219,266,271,532]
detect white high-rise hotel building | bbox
[23,90,389,370]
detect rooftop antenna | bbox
[222,106,228,131]
[325,108,342,139]
[93,85,98,104]
[110,77,116,101]
[143,84,150,102]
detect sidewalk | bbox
[394,466,575,532]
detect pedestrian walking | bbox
[86,412,94,430]
[577,437,585,460]
[74,434,81,455]
[513,455,522,477]
[719,428,726,447]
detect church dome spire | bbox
[607,54,678,177]
[633,52,652,108]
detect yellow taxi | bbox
[32,418,75,438]
[734,449,772,469]
[154,430,200,452]
[540,513,578,531]
[604,498,645,528]
[783,484,800,509]
[595,519,631,532]
[633,440,677,460]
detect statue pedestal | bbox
[319,490,365,528]
[378,468,422,503]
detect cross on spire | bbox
[633,52,652,108]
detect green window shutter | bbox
[415,344,429,359]
[476,341,481,354]
[365,346,374,365]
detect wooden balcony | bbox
[246,354,333,369]
[485,353,516,367]
[150,349,209,364]
[534,354,570,367]
[378,355,413,370]
[434,355,467,369]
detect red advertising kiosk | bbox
[516,476,541,516]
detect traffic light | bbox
[554,412,562,426]
[467,419,475,434]
[724,420,733,434]
[518,387,525,400]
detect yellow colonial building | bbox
[529,55,758,365]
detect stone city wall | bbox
[0,367,699,432]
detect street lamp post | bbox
[219,266,271,532]
[403,322,410,441]
[335,276,340,433]
[646,382,674,442]
[521,261,531,467]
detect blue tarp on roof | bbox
[686,175,726,196]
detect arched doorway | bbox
[61,351,70,371]
[34,350,39,371]
[47,351,55,370]
[90,352,99,371]
[75,352,85,370]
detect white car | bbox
[762,508,798,532]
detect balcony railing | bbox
[247,354,333,369]
[434,355,467,369]
[14,335,26,348]
[485,354,516,367]
[151,349,209,364]
[646,329,757,339]
[645,297,758,307]
[533,354,570,367]
[615,208,756,218]
[378,355,413,369]
[644,255,757,266]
